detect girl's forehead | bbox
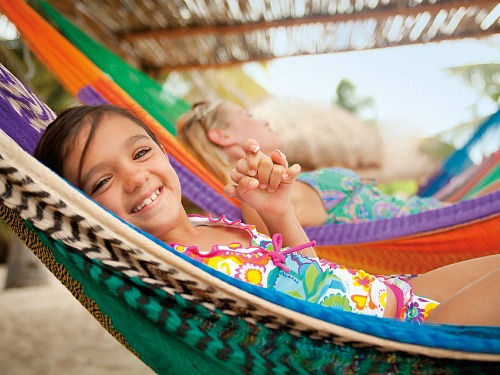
[225,104,248,120]
[101,113,148,133]
[76,115,145,151]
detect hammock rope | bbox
[1,63,499,374]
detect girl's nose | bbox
[123,167,148,193]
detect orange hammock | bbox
[2,0,499,275]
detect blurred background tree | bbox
[333,78,377,124]
[421,63,500,163]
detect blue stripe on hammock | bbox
[86,190,499,355]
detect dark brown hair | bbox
[34,105,161,188]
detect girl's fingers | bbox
[236,144,274,188]
[235,176,259,195]
[229,167,246,183]
[267,164,286,192]
[271,149,288,169]
[242,139,261,176]
[224,176,258,198]
[237,140,296,191]
[242,138,260,154]
[223,184,238,198]
[256,157,273,189]
[283,163,301,181]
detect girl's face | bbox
[63,113,184,240]
[221,103,283,156]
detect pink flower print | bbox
[353,270,373,291]
[235,263,265,286]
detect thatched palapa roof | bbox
[251,97,384,171]
[45,0,500,75]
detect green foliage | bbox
[377,180,419,198]
[332,78,377,124]
[419,137,456,162]
[447,63,500,101]
[446,63,500,118]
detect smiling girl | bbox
[34,104,499,326]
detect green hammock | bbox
[1,63,500,374]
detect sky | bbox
[243,35,500,138]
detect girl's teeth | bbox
[133,189,160,213]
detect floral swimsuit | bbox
[296,167,444,224]
[170,215,439,323]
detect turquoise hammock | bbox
[1,64,499,374]
[419,109,500,197]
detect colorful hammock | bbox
[432,151,500,202]
[1,62,500,374]
[1,0,499,275]
[418,108,500,197]
[36,0,500,204]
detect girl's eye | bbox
[134,147,151,159]
[91,177,110,194]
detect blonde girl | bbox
[176,100,445,234]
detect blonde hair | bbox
[176,100,233,184]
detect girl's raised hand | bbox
[224,139,301,218]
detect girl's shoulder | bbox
[188,214,273,247]
[188,214,261,235]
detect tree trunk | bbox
[5,231,52,289]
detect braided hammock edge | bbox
[1,128,500,362]
[0,202,138,356]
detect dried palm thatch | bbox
[44,0,500,75]
[360,134,443,183]
[250,96,384,171]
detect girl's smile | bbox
[63,113,189,241]
[130,186,162,214]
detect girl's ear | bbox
[207,128,234,147]
[160,144,169,157]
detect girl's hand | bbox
[225,139,315,257]
[224,139,300,219]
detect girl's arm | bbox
[240,202,270,236]
[224,139,316,257]
[259,203,316,258]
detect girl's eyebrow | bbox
[125,134,151,147]
[81,133,151,189]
